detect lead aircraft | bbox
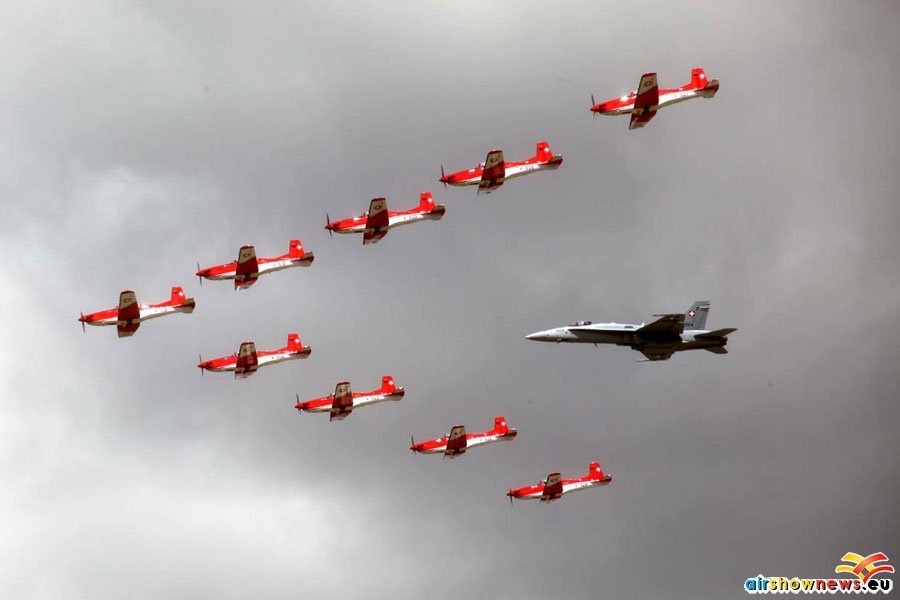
[590,68,719,129]
[78,287,195,338]
[196,239,314,290]
[410,416,517,458]
[507,461,612,503]
[439,141,563,194]
[525,301,737,362]
[325,193,445,245]
[198,333,311,378]
[295,375,404,421]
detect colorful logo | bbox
[745,551,894,594]
[836,552,895,584]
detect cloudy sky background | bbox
[2,1,898,598]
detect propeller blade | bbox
[196,262,203,286]
[80,312,85,333]
[325,213,333,238]
[296,393,301,412]
[199,354,204,377]
[509,493,513,507]
[591,93,596,106]
[410,435,415,452]
[440,165,446,189]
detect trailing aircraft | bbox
[410,416,517,458]
[325,193,444,245]
[196,239,314,290]
[439,141,563,194]
[198,333,311,378]
[295,375,404,421]
[525,301,736,361]
[507,461,612,503]
[78,287,195,338]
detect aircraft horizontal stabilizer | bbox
[704,346,729,355]
[696,328,737,339]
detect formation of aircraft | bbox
[525,301,736,362]
[439,141,564,194]
[198,333,311,378]
[325,193,445,245]
[507,461,612,503]
[196,239,314,290]
[78,64,725,504]
[294,375,404,421]
[590,68,719,129]
[410,416,517,458]
[78,287,195,338]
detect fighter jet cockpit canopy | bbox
[572,320,592,326]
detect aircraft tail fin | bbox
[683,301,710,330]
[171,286,195,311]
[691,68,708,88]
[381,375,397,394]
[589,461,609,481]
[493,416,509,435]
[535,141,553,162]
[288,239,305,257]
[418,192,435,211]
[692,67,719,96]
[286,333,303,352]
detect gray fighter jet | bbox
[525,301,736,362]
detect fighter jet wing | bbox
[637,314,684,335]
[330,382,353,421]
[637,347,675,362]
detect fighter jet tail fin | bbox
[683,301,710,330]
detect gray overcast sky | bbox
[2,1,898,598]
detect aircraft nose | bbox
[525,331,549,341]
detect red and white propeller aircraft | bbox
[324,193,445,245]
[409,416,517,458]
[439,141,563,194]
[294,375,404,421]
[196,239,314,290]
[198,333,311,378]
[78,287,196,338]
[506,461,612,504]
[590,68,719,129]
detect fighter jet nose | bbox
[525,332,545,341]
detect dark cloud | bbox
[2,1,898,598]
